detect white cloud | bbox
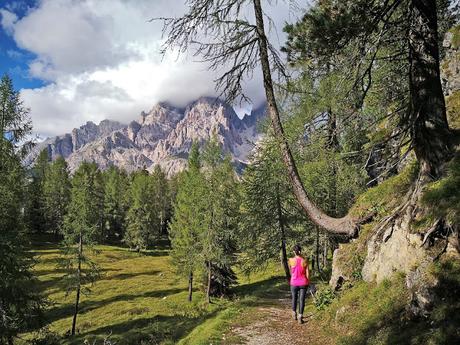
[0,8,18,34]
[4,0,300,137]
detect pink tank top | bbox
[290,257,309,287]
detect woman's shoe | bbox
[298,315,304,324]
[292,311,297,320]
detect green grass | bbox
[23,239,286,344]
[311,274,410,344]
[24,237,460,345]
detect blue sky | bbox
[0,0,45,89]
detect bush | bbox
[314,287,336,310]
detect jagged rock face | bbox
[361,211,428,283]
[441,29,460,96]
[25,97,265,176]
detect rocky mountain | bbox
[25,97,266,176]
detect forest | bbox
[1,0,459,344]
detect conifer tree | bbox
[102,166,127,243]
[240,142,302,282]
[200,139,239,301]
[25,149,49,234]
[169,142,206,302]
[151,165,169,236]
[62,162,102,335]
[0,74,43,345]
[43,156,71,239]
[124,170,156,251]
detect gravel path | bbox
[226,298,318,345]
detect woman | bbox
[289,244,309,324]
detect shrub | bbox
[315,287,337,310]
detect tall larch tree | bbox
[124,170,156,251]
[102,166,127,243]
[62,162,103,336]
[0,74,43,345]
[169,142,207,302]
[201,139,239,301]
[151,165,169,236]
[43,156,71,239]
[25,149,49,234]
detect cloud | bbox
[4,0,301,137]
[0,8,18,34]
[6,49,24,59]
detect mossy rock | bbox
[449,25,460,49]
[446,90,460,130]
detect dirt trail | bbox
[224,298,323,345]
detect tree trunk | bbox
[327,109,339,150]
[409,0,454,178]
[252,0,357,237]
[188,270,193,302]
[276,184,291,282]
[323,238,328,268]
[316,227,321,272]
[71,233,83,336]
[206,262,212,304]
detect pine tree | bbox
[169,142,207,302]
[62,162,103,335]
[124,170,156,251]
[43,156,71,239]
[102,166,127,243]
[151,165,169,236]
[0,74,43,345]
[239,142,302,282]
[25,149,49,234]
[201,139,239,301]
[207,155,239,297]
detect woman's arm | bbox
[305,260,309,280]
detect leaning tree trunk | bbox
[252,0,357,237]
[409,0,454,178]
[71,233,83,336]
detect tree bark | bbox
[252,0,357,237]
[323,238,328,268]
[409,0,454,178]
[71,233,83,336]
[316,227,321,272]
[276,185,291,282]
[188,270,193,302]
[206,262,212,304]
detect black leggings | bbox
[290,285,307,315]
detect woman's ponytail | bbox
[293,244,302,256]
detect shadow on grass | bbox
[106,269,161,281]
[232,275,290,306]
[140,249,171,257]
[68,310,221,345]
[45,286,186,325]
[36,267,124,294]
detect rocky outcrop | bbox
[329,29,460,318]
[361,211,428,283]
[441,27,460,96]
[25,97,265,176]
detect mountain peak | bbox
[25,97,265,176]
